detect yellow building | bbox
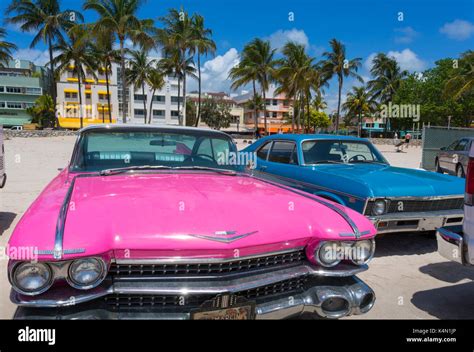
[56,65,118,129]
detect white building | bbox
[115,63,184,125]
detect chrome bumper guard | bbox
[12,264,375,320]
[436,225,465,264]
[370,209,464,234]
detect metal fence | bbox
[422,126,474,170]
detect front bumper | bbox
[13,275,375,320]
[436,225,466,264]
[370,209,464,234]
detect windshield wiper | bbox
[99,165,237,176]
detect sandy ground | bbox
[1,137,473,319]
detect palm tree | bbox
[342,85,377,137]
[275,42,325,133]
[146,68,165,124]
[52,25,97,129]
[229,44,260,135]
[444,50,474,100]
[0,28,17,66]
[84,0,154,123]
[90,29,120,123]
[367,53,407,132]
[156,8,195,126]
[157,48,196,126]
[127,49,155,124]
[191,14,216,127]
[368,53,408,103]
[6,0,82,114]
[246,39,277,135]
[321,39,363,133]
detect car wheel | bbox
[435,159,443,173]
[456,164,465,178]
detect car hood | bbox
[9,172,375,260]
[311,163,464,197]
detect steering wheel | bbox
[349,154,367,162]
[184,153,217,163]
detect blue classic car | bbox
[243,134,465,234]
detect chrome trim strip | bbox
[11,263,369,308]
[53,176,78,260]
[12,276,376,320]
[188,230,259,243]
[35,249,85,255]
[366,194,464,202]
[114,247,304,265]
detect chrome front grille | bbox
[365,197,464,215]
[109,250,307,278]
[103,277,308,309]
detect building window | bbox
[25,87,41,95]
[0,86,3,92]
[65,92,78,99]
[153,110,165,118]
[153,95,165,103]
[171,96,183,104]
[0,102,5,108]
[272,112,277,118]
[134,94,146,101]
[171,110,179,118]
[7,102,23,109]
[6,86,22,94]
[85,93,91,99]
[99,93,109,100]
[365,123,374,128]
[272,99,278,106]
[379,123,386,129]
[134,109,144,116]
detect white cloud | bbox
[14,48,51,66]
[364,49,426,72]
[189,48,240,92]
[440,19,474,41]
[387,49,426,72]
[394,26,419,44]
[266,28,309,51]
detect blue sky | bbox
[2,0,473,111]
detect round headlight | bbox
[68,258,105,289]
[351,239,375,265]
[12,262,52,295]
[372,200,386,216]
[315,242,342,267]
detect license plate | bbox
[191,302,256,320]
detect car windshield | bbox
[70,129,240,172]
[302,139,388,165]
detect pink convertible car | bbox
[8,125,377,319]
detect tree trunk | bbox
[120,39,127,123]
[177,77,181,125]
[306,92,310,133]
[183,74,187,126]
[358,111,362,137]
[142,84,147,124]
[336,75,343,133]
[195,54,201,127]
[148,88,155,124]
[296,93,301,133]
[252,80,258,137]
[262,87,267,135]
[105,65,112,123]
[48,35,57,127]
[77,68,83,129]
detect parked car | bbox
[437,142,474,265]
[0,126,6,188]
[243,134,465,234]
[435,137,474,178]
[8,125,377,320]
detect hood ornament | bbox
[189,230,258,243]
